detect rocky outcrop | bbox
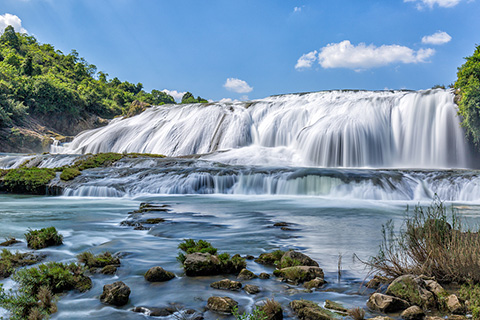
[304,278,326,289]
[144,266,175,282]
[367,293,411,313]
[206,296,238,314]
[100,281,131,306]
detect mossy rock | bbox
[290,300,335,320]
[274,266,324,284]
[60,167,81,181]
[386,275,436,309]
[25,227,63,250]
[144,266,175,282]
[77,251,120,272]
[0,168,56,195]
[0,249,43,279]
[255,250,285,266]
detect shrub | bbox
[367,198,480,283]
[278,256,302,269]
[60,167,81,181]
[0,262,91,319]
[25,227,63,250]
[348,307,366,320]
[77,251,120,270]
[0,249,40,278]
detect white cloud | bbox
[0,13,28,34]
[404,0,462,9]
[296,40,435,71]
[223,78,253,93]
[162,89,186,102]
[421,31,452,45]
[293,6,302,12]
[295,50,318,70]
[219,98,241,103]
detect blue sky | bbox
[0,0,479,102]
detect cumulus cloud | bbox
[293,6,302,12]
[421,31,452,45]
[404,0,463,9]
[162,89,186,102]
[223,78,253,93]
[296,40,435,71]
[295,50,318,70]
[0,13,27,34]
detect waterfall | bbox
[53,89,470,169]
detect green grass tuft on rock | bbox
[25,227,63,250]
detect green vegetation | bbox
[232,305,268,320]
[254,250,285,265]
[0,262,91,319]
[25,227,63,250]
[0,249,39,278]
[177,239,217,263]
[73,152,124,170]
[367,198,480,283]
[181,92,208,104]
[0,167,55,194]
[454,44,480,145]
[0,25,207,130]
[277,256,302,269]
[77,251,120,272]
[59,167,81,181]
[459,283,480,319]
[217,252,247,273]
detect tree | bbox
[0,25,20,50]
[21,55,33,76]
[454,44,480,145]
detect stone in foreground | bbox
[100,281,131,306]
[290,300,334,320]
[401,306,425,320]
[210,279,242,291]
[207,296,238,314]
[367,293,410,313]
[144,266,175,282]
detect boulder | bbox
[144,266,175,282]
[244,284,260,294]
[259,272,271,279]
[206,296,238,314]
[367,293,410,313]
[274,266,324,284]
[280,251,319,267]
[386,275,436,309]
[424,280,447,298]
[401,306,425,320]
[446,294,466,315]
[304,278,326,289]
[184,252,220,276]
[100,281,131,306]
[101,265,117,275]
[237,268,257,280]
[210,279,242,291]
[132,306,176,316]
[290,300,334,320]
[255,250,285,265]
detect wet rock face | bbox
[144,266,175,282]
[100,281,131,306]
[244,284,260,294]
[237,268,257,280]
[386,275,436,309]
[183,252,221,276]
[210,279,242,291]
[206,296,238,314]
[367,293,411,313]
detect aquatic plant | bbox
[0,249,39,278]
[232,305,268,320]
[0,168,55,194]
[60,167,81,181]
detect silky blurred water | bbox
[1,194,479,319]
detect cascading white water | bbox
[52,89,470,168]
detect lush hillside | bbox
[0,25,206,152]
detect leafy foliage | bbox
[25,227,63,250]
[0,249,39,278]
[181,91,208,104]
[232,305,268,320]
[454,44,480,145]
[0,262,91,319]
[60,167,81,181]
[0,168,55,194]
[0,25,179,128]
